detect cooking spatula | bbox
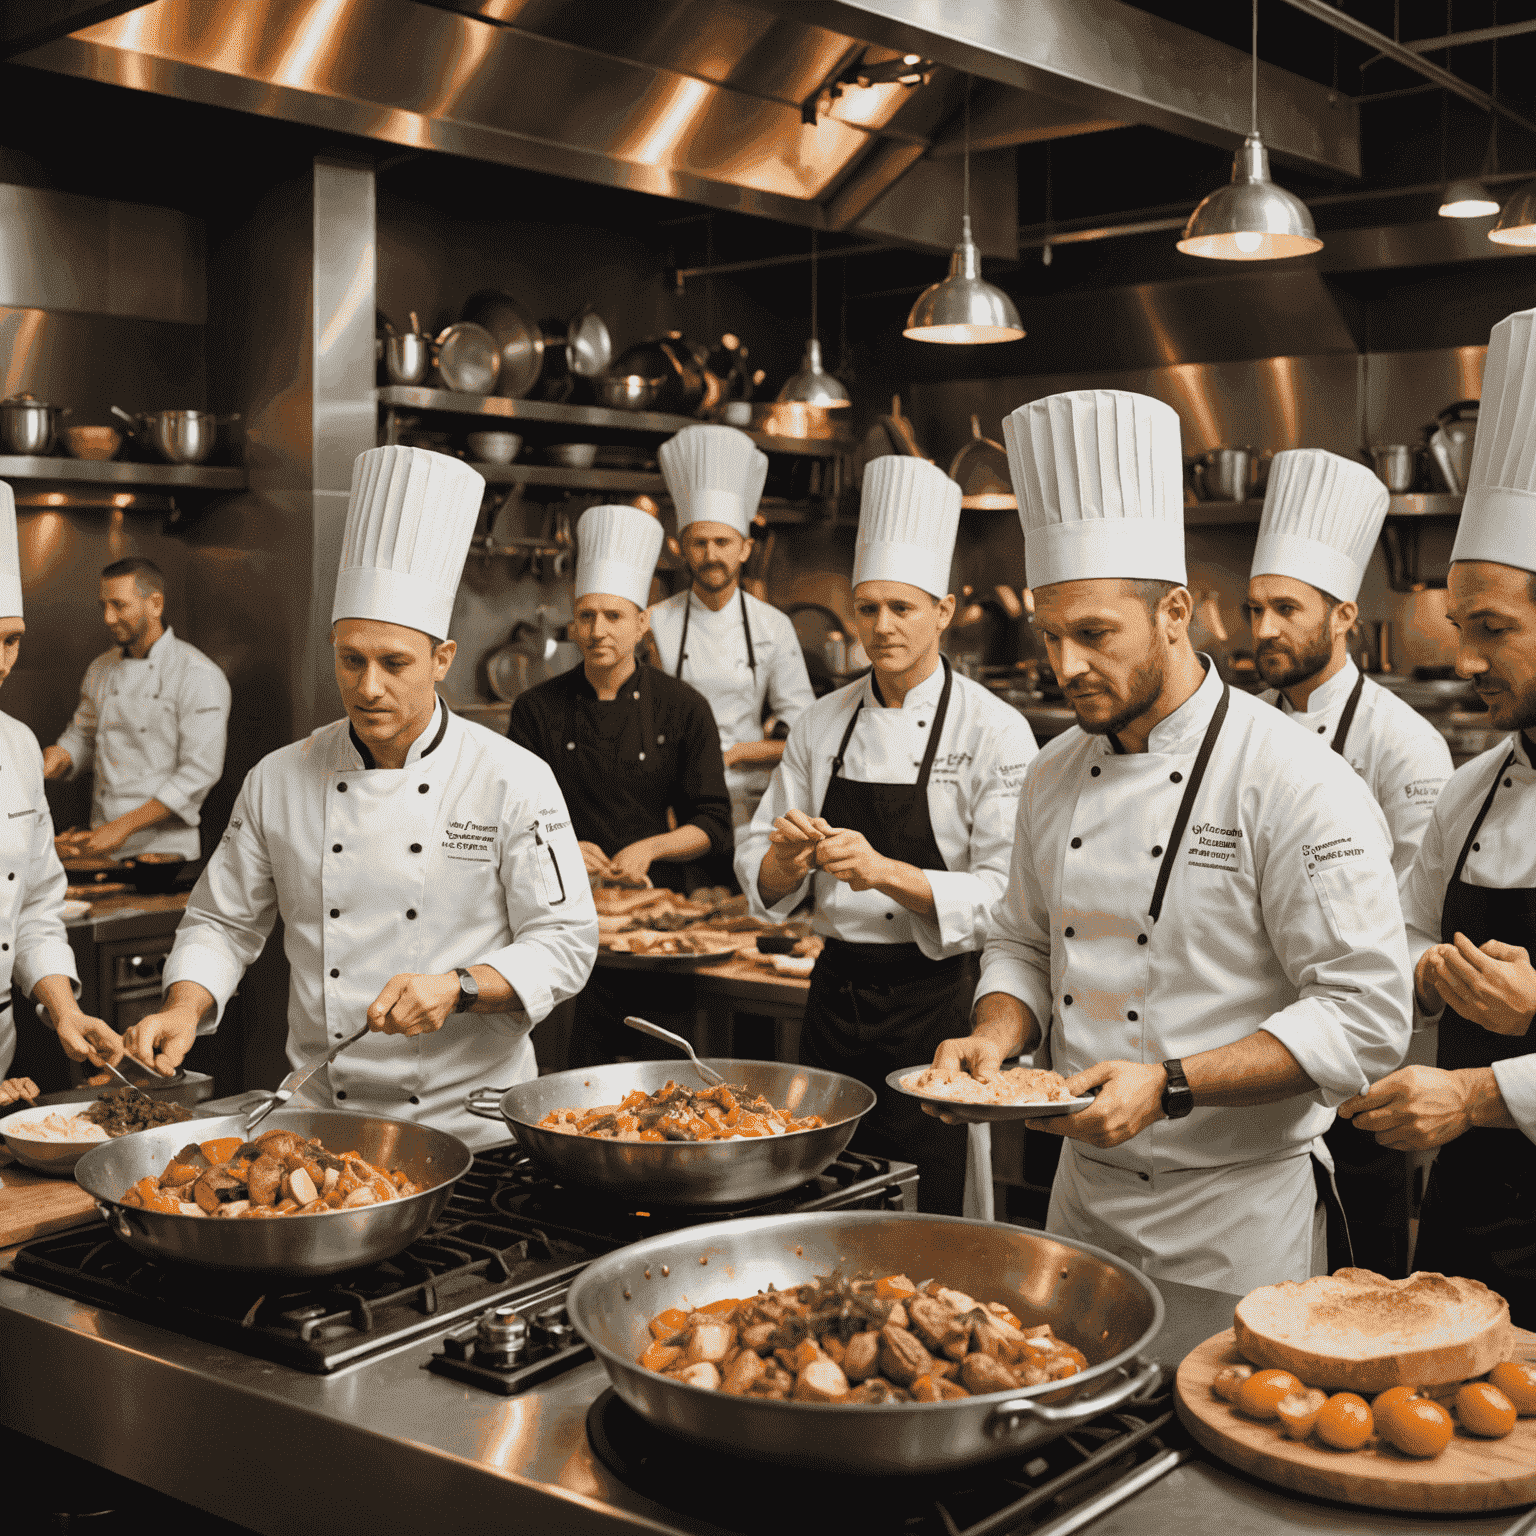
[244,1024,371,1135]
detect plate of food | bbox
[885,1060,1094,1122]
[597,927,743,969]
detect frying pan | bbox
[464,1058,874,1207]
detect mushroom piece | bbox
[671,1362,721,1391]
[878,1324,933,1387]
[842,1331,882,1383]
[685,1322,735,1364]
[961,1354,1019,1395]
[720,1351,767,1396]
[247,1155,285,1208]
[792,1359,850,1402]
[286,1167,319,1206]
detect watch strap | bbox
[454,967,479,1015]
[1160,1057,1193,1119]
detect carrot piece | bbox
[649,1307,690,1340]
[132,1176,161,1205]
[638,1129,665,1142]
[640,1341,684,1373]
[875,1274,917,1300]
[700,1297,740,1318]
[199,1137,244,1166]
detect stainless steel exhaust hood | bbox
[18,0,1358,260]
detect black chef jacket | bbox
[508,662,732,894]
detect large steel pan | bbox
[467,1058,875,1207]
[566,1212,1163,1475]
[73,1109,473,1278]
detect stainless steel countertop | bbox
[0,1257,1526,1535]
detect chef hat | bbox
[1453,307,1536,573]
[332,446,485,639]
[575,504,664,610]
[1004,389,1186,590]
[0,481,20,619]
[1251,449,1388,603]
[852,456,962,599]
[659,424,769,538]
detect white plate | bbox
[0,1100,109,1174]
[884,1062,1096,1123]
[61,899,91,922]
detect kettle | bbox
[1427,400,1478,495]
[1189,447,1254,502]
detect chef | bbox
[509,502,732,1067]
[935,389,1411,1291]
[649,424,815,843]
[120,446,597,1147]
[1249,448,1453,1275]
[44,557,231,859]
[1249,449,1451,889]
[0,485,120,1083]
[737,456,1038,1214]
[1341,307,1536,1327]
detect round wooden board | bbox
[1175,1326,1536,1513]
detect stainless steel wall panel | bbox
[106,197,206,324]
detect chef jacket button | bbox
[409,1095,420,1105]
[1064,926,1075,938]
[336,1091,348,1101]
[1506,778,1513,788]
[1151,845,1163,857]
[566,742,575,750]
[418,784,428,793]
[1317,726,1326,734]
[2,944,8,952]
[334,1033,341,1039]
[1137,934,1148,945]
[407,909,417,919]
[1137,1171,1150,1182]
[330,908,340,918]
[1090,766,1100,777]
[410,843,422,853]
[918,720,927,728]
[1170,771,1182,783]
[1473,842,1480,851]
[332,843,342,853]
[7,872,13,880]
[885,912,895,920]
[338,782,348,792]
[1063,994,1073,1006]
[1070,837,1082,849]
[330,968,340,978]
[657,734,665,744]
[639,752,646,761]
[1128,1009,1138,1021]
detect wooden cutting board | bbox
[1176,1325,1536,1513]
[0,1151,99,1246]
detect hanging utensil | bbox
[622,1015,727,1086]
[948,414,1016,510]
[434,323,502,396]
[244,1024,371,1136]
[462,290,543,399]
[1427,400,1478,495]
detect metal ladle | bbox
[622,1016,725,1087]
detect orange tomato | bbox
[648,1307,689,1340]
[1234,1368,1304,1420]
[874,1274,917,1300]
[1488,1361,1536,1416]
[1456,1382,1517,1439]
[199,1137,243,1166]
[1315,1393,1374,1451]
[1375,1390,1453,1458]
[1275,1387,1327,1440]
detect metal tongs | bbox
[245,1024,371,1135]
[101,1052,172,1102]
[623,1016,725,1086]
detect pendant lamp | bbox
[1442,35,1501,219]
[1489,180,1536,245]
[1177,0,1321,261]
[777,229,850,408]
[1440,178,1500,219]
[904,83,1024,344]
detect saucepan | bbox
[0,394,71,455]
[73,1108,473,1277]
[111,407,240,465]
[464,1057,875,1206]
[566,1211,1164,1473]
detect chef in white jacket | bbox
[738,456,1038,1213]
[649,425,814,842]
[122,447,597,1147]
[1249,449,1451,890]
[935,390,1412,1292]
[1341,307,1536,1328]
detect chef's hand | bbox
[53,1011,125,1070]
[763,809,829,880]
[814,828,889,891]
[367,972,460,1037]
[78,820,131,857]
[0,1076,40,1106]
[42,746,71,780]
[1338,1064,1480,1150]
[579,841,613,878]
[1028,1060,1166,1147]
[922,1031,1009,1125]
[122,1009,200,1075]
[1414,944,1451,1014]
[1420,932,1536,1036]
[608,842,657,886]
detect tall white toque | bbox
[1004,389,1187,590]
[1453,307,1536,573]
[0,481,21,619]
[574,504,665,610]
[1251,448,1388,604]
[659,423,768,538]
[852,455,962,599]
[332,446,485,639]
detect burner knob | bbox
[531,1305,574,1353]
[476,1305,528,1369]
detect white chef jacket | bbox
[647,589,814,819]
[1260,661,1451,891]
[1400,730,1536,1144]
[736,664,1039,958]
[55,627,232,859]
[163,701,597,1148]
[0,712,80,1077]
[980,661,1412,1176]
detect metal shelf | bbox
[1183,491,1463,527]
[0,456,247,491]
[1386,492,1462,518]
[473,461,665,492]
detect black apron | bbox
[1413,745,1536,1327]
[800,659,970,1214]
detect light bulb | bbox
[1233,230,1263,254]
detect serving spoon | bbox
[623,1016,726,1087]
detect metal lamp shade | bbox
[1489,179,1536,245]
[776,337,850,409]
[1177,137,1322,261]
[904,216,1024,344]
[1439,179,1500,219]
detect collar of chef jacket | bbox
[1096,655,1223,759]
[347,696,446,770]
[1277,658,1358,718]
[865,657,947,713]
[120,625,175,664]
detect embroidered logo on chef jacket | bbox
[442,819,498,862]
[1302,832,1395,947]
[1404,777,1447,802]
[1185,821,1243,872]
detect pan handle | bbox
[985,1357,1161,1440]
[464,1085,510,1121]
[97,1200,149,1242]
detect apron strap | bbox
[829,690,867,780]
[1330,671,1367,756]
[1148,680,1231,923]
[827,657,952,787]
[672,595,690,679]
[1449,748,1517,886]
[672,587,757,680]
[740,586,757,677]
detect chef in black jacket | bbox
[509,503,732,1065]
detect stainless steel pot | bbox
[72,1108,473,1277]
[110,407,239,465]
[1,393,70,455]
[597,373,664,411]
[464,1058,875,1206]
[385,331,431,385]
[1369,444,1418,493]
[566,1211,1164,1473]
[1189,447,1253,502]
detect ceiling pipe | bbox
[1402,19,1536,53]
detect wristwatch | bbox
[1160,1058,1194,1120]
[453,967,480,1015]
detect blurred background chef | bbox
[650,424,814,867]
[1343,307,1536,1328]
[738,456,1038,1214]
[1248,448,1452,1275]
[510,502,731,1067]
[45,557,231,860]
[0,485,120,1087]
[937,390,1411,1292]
[123,447,596,1147]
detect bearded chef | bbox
[121,447,597,1147]
[1341,307,1536,1328]
[932,390,1412,1292]
[737,456,1038,1214]
[1249,448,1453,1276]
[649,425,814,843]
